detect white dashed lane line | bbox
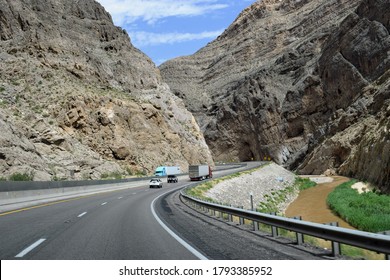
[14,188,151,258]
[15,238,46,258]
[77,212,87,218]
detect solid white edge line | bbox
[15,238,46,258]
[151,188,208,260]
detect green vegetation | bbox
[51,174,67,181]
[257,177,317,213]
[9,172,34,181]
[100,172,123,180]
[123,166,147,178]
[295,177,317,190]
[327,180,390,232]
[185,181,216,202]
[0,99,8,107]
[257,186,296,213]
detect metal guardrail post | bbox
[327,222,341,256]
[253,210,259,231]
[239,206,244,225]
[378,231,390,260]
[228,205,233,222]
[270,212,279,237]
[250,193,258,231]
[293,216,304,245]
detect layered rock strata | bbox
[0,0,213,180]
[160,0,390,192]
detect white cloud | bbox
[97,0,228,25]
[130,30,224,47]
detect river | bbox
[285,176,354,229]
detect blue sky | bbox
[96,0,257,65]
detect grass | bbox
[327,180,390,233]
[295,177,317,190]
[185,181,216,202]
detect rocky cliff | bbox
[0,0,213,180]
[160,0,390,192]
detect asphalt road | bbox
[0,162,323,260]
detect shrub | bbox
[9,172,34,181]
[295,177,317,190]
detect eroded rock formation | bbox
[160,0,390,192]
[0,0,213,180]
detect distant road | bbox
[0,162,322,259]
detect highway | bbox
[0,163,322,260]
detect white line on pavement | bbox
[15,238,46,258]
[101,202,107,206]
[78,212,87,218]
[151,188,208,260]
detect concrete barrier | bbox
[0,177,153,213]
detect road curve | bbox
[154,162,324,260]
[0,162,324,259]
[0,180,198,259]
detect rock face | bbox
[0,0,213,180]
[160,0,390,193]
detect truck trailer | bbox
[189,165,212,181]
[154,166,181,177]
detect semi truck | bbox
[154,166,181,177]
[189,165,212,181]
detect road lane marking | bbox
[0,197,91,217]
[101,202,107,206]
[15,238,46,258]
[151,189,208,260]
[78,212,87,218]
[118,197,123,199]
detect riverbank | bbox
[204,163,354,229]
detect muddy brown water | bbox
[285,176,355,229]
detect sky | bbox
[96,0,257,65]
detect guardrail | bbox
[180,190,390,259]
